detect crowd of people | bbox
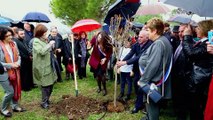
[0,17,213,120]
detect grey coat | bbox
[0,42,21,82]
[138,36,173,99]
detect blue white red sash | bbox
[139,56,173,86]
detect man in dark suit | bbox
[117,30,153,113]
[171,24,192,120]
[13,28,33,91]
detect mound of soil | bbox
[107,101,125,112]
[51,95,105,120]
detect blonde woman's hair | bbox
[147,18,164,35]
[197,20,213,37]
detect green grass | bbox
[0,68,176,120]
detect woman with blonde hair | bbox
[183,20,213,120]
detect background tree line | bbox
[50,0,174,26]
[50,0,116,25]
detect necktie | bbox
[174,41,182,62]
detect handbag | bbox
[140,40,172,103]
[191,64,212,85]
[141,84,162,103]
[66,63,77,74]
[187,64,212,92]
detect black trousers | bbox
[77,57,87,78]
[133,71,140,94]
[41,85,53,104]
[78,67,86,78]
[56,53,63,71]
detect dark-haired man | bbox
[14,28,33,91]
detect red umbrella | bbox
[71,19,101,33]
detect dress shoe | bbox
[131,108,139,114]
[96,88,102,93]
[1,110,12,117]
[103,90,107,96]
[40,103,49,109]
[142,108,147,114]
[12,107,26,112]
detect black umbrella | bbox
[104,0,141,25]
[22,12,51,23]
[132,22,143,29]
[10,21,24,29]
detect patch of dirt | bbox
[51,95,105,120]
[107,101,125,112]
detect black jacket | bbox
[182,35,213,91]
[48,35,63,50]
[62,38,80,66]
[123,40,153,73]
[13,38,31,61]
[24,30,33,46]
[172,42,192,93]
[0,62,4,74]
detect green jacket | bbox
[32,38,57,87]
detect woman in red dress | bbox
[89,31,113,96]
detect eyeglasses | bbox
[5,34,12,38]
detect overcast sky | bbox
[0,0,172,22]
[0,0,205,33]
[0,0,70,34]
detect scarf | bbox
[80,39,87,67]
[0,41,21,101]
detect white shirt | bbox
[119,47,133,73]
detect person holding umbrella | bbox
[32,24,57,109]
[89,31,113,96]
[23,23,33,46]
[77,31,89,79]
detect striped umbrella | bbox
[136,3,170,15]
[71,19,101,33]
